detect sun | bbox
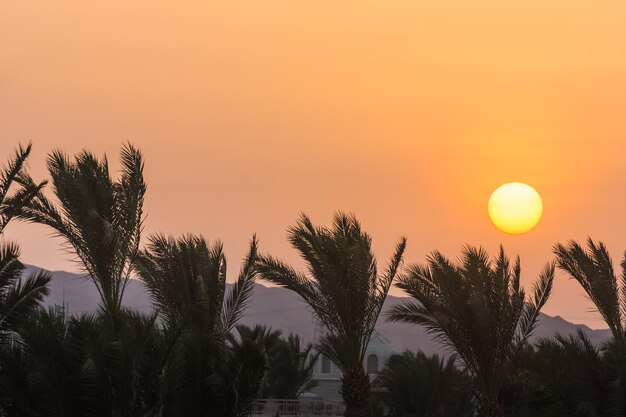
[488,182,543,234]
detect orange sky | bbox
[2,1,626,328]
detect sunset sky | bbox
[2,1,626,328]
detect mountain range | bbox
[26,265,612,355]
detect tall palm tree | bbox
[15,144,158,416]
[0,143,50,415]
[389,246,554,417]
[135,234,259,417]
[19,143,146,320]
[256,212,407,417]
[0,143,49,344]
[554,239,626,416]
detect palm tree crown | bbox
[389,246,554,416]
[19,143,145,317]
[136,234,258,335]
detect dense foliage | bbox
[0,142,624,417]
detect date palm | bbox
[14,144,158,416]
[389,246,554,417]
[256,212,406,417]
[0,143,50,415]
[0,143,49,344]
[18,143,145,320]
[554,238,626,416]
[135,234,259,417]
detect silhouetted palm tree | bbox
[0,306,164,417]
[534,330,611,416]
[15,144,162,416]
[389,246,554,417]
[226,325,273,417]
[235,324,319,400]
[0,144,51,416]
[0,143,49,344]
[20,143,146,320]
[374,351,472,417]
[0,246,50,348]
[265,333,318,399]
[554,239,626,416]
[135,234,259,417]
[256,212,407,417]
[0,308,99,417]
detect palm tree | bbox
[0,306,164,417]
[265,333,318,399]
[19,143,146,320]
[554,239,626,416]
[0,246,51,346]
[15,144,160,416]
[256,212,407,417]
[0,143,50,344]
[234,325,319,400]
[373,351,472,417]
[0,308,99,417]
[533,330,611,416]
[389,246,554,417]
[135,233,259,417]
[226,325,274,417]
[0,143,50,415]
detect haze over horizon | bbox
[3,1,626,329]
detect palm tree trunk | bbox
[340,366,371,417]
[475,396,503,417]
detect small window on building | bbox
[321,355,331,373]
[367,354,379,374]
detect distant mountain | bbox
[26,265,612,355]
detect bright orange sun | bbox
[488,183,543,234]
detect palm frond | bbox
[513,262,555,351]
[221,236,258,333]
[0,142,47,234]
[554,239,623,337]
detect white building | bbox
[307,331,395,399]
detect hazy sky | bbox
[2,1,626,328]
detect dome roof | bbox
[366,330,395,355]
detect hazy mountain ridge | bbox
[27,265,612,355]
